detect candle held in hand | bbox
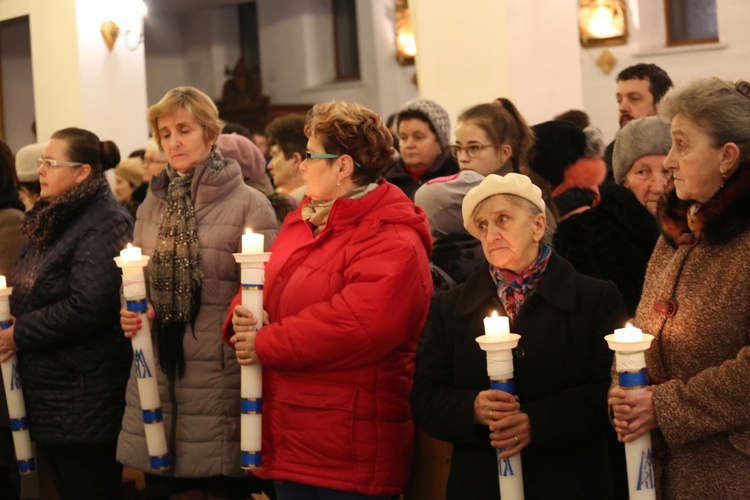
[120,243,142,262]
[484,310,510,342]
[242,228,264,254]
[0,276,5,290]
[614,323,643,343]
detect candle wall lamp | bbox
[395,0,416,65]
[101,0,148,52]
[578,0,628,48]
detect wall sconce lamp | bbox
[578,0,628,48]
[395,0,416,65]
[101,0,148,52]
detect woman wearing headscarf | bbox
[609,78,750,498]
[411,173,628,499]
[118,86,277,499]
[383,98,458,199]
[0,128,133,498]
[223,100,433,499]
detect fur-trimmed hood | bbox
[658,161,750,247]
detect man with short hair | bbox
[605,63,673,178]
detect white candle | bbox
[242,228,264,254]
[120,243,142,262]
[615,323,643,343]
[484,311,510,343]
[0,276,5,290]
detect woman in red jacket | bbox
[223,101,433,499]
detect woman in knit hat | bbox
[552,115,671,316]
[224,100,432,499]
[215,132,275,196]
[612,115,673,216]
[411,173,628,499]
[383,97,458,199]
[14,143,44,211]
[527,120,607,221]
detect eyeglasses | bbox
[37,157,85,169]
[305,151,362,169]
[449,143,499,159]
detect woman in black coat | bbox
[0,128,133,499]
[411,173,628,499]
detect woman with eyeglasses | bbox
[117,86,277,499]
[452,100,534,177]
[223,101,433,499]
[0,127,133,498]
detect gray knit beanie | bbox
[396,98,451,150]
[612,116,672,185]
[415,170,485,238]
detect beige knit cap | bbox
[462,173,545,238]
[15,143,44,183]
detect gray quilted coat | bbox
[116,152,277,477]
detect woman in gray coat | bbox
[118,86,277,499]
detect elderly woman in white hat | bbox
[411,173,628,499]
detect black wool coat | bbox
[11,183,134,445]
[553,182,660,316]
[411,252,628,499]
[382,149,459,201]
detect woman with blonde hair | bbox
[224,100,432,499]
[118,86,277,499]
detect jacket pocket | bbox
[275,377,357,469]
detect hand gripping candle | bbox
[233,229,269,470]
[605,324,656,500]
[114,245,170,470]
[476,311,524,499]
[0,276,35,474]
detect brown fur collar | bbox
[658,161,750,247]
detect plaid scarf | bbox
[489,243,552,322]
[150,164,204,380]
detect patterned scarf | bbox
[150,164,203,381]
[489,243,552,322]
[20,177,106,251]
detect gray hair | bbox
[659,77,750,158]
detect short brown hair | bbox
[304,101,393,186]
[148,86,224,149]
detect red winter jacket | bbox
[223,181,432,495]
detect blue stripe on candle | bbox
[150,454,171,470]
[0,320,12,329]
[490,380,516,395]
[241,284,263,290]
[10,417,28,431]
[619,369,648,388]
[17,458,35,474]
[127,299,148,313]
[241,398,262,414]
[241,452,261,468]
[142,409,163,423]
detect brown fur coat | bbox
[635,163,750,498]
